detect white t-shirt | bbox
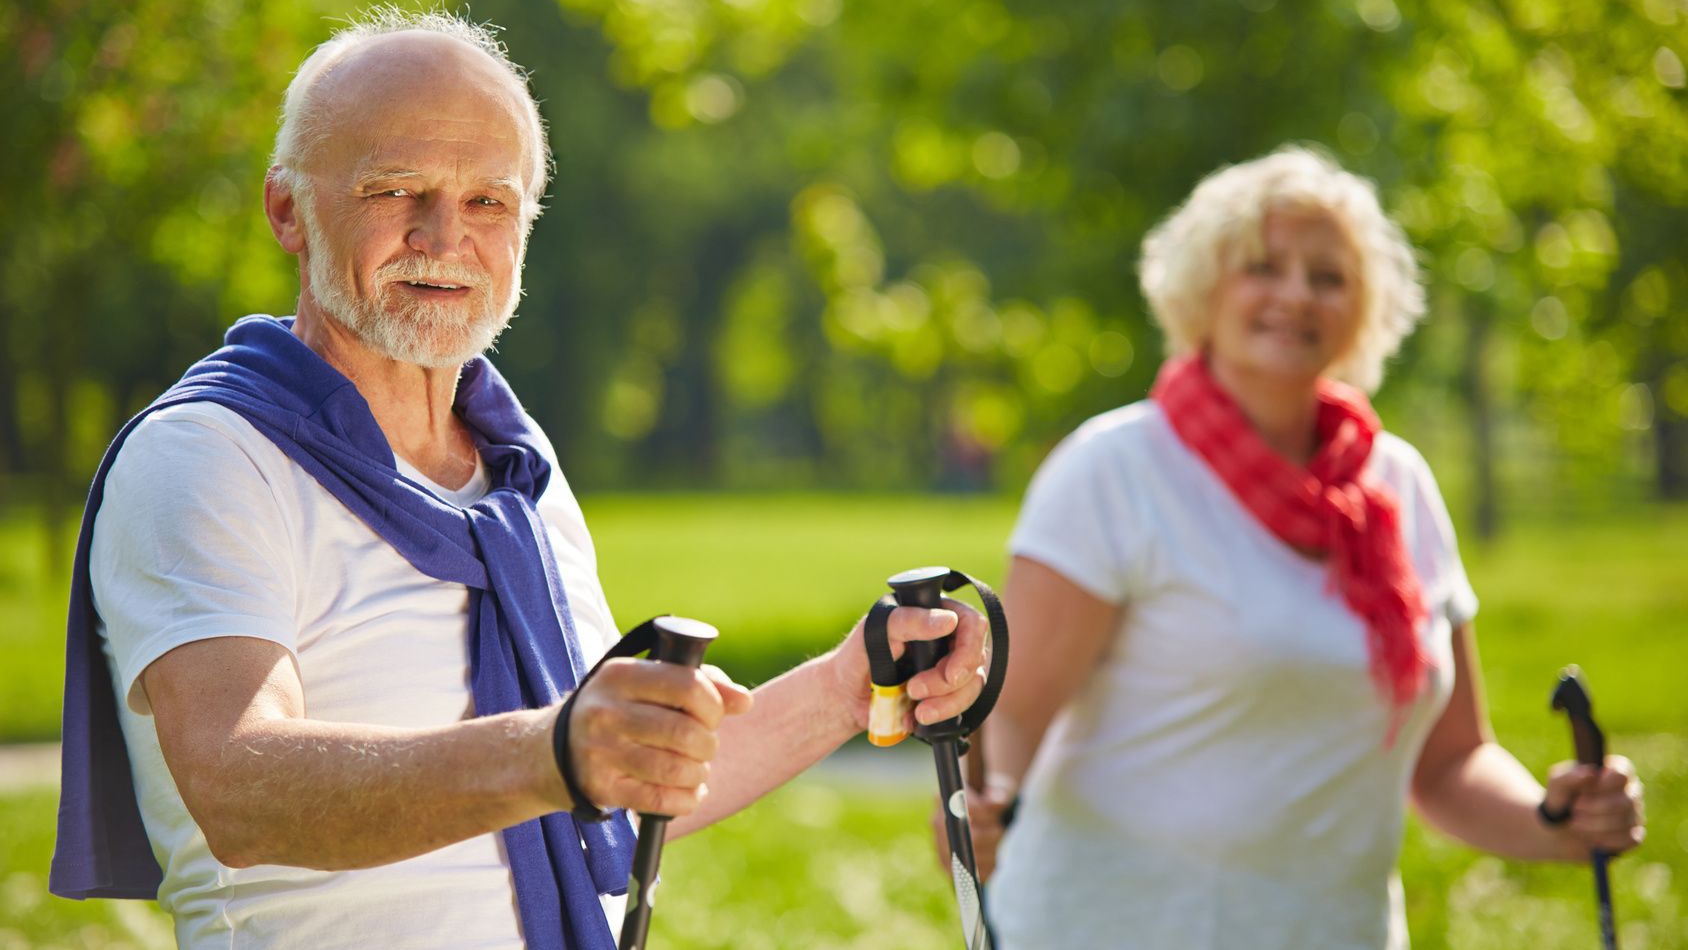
[90,401,625,950]
[992,401,1479,950]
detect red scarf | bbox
[1151,356,1432,725]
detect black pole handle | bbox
[1551,666,1606,767]
[863,566,1010,745]
[889,568,959,740]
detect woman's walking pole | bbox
[1550,666,1619,950]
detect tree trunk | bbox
[1651,359,1688,500]
[1461,300,1499,540]
[0,302,22,480]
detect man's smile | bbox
[394,279,474,297]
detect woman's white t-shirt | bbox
[90,401,625,950]
[993,401,1478,950]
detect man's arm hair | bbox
[143,635,731,870]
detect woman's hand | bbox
[929,776,1017,882]
[1540,755,1645,859]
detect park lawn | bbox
[1,496,1685,948]
[0,510,69,743]
[583,493,1019,688]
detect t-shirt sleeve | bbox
[1009,424,1146,606]
[91,407,301,715]
[1389,439,1479,629]
[534,457,623,665]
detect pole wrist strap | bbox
[550,617,672,824]
[862,569,1011,739]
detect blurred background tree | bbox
[3,0,1685,538]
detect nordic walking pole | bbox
[616,616,719,950]
[1550,666,1618,950]
[864,567,1010,950]
[559,615,721,950]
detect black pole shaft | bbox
[619,816,670,950]
[933,740,991,950]
[933,739,980,877]
[1593,852,1617,950]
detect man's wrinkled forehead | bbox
[305,30,540,191]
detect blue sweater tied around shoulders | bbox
[52,314,634,950]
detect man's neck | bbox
[293,301,479,490]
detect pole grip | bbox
[890,566,952,685]
[649,616,717,669]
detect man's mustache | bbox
[375,257,488,290]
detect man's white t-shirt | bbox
[991,401,1479,950]
[90,401,625,950]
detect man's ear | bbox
[265,166,307,255]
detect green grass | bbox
[0,509,69,743]
[584,493,1018,687]
[0,787,175,949]
[2,497,1685,948]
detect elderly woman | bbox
[973,148,1645,949]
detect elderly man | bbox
[52,11,987,949]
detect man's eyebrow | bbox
[355,168,424,188]
[354,170,523,196]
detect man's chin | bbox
[333,305,511,369]
[391,319,511,369]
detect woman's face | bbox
[1207,208,1363,386]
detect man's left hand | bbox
[828,600,989,734]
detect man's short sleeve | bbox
[532,445,623,664]
[91,404,301,714]
[1009,419,1147,606]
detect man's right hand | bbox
[562,659,753,817]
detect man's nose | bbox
[406,197,469,260]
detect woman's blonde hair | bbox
[1137,146,1424,393]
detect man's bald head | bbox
[271,9,550,219]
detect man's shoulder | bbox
[108,401,295,500]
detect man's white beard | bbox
[295,187,522,369]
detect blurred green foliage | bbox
[1,0,1686,532]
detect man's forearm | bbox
[670,652,859,837]
[182,706,565,870]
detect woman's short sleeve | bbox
[1009,419,1148,606]
[1382,436,1479,629]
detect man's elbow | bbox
[176,767,271,869]
[186,797,264,868]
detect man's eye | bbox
[1313,270,1346,287]
[1245,260,1276,276]
[472,196,502,207]
[374,188,411,198]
